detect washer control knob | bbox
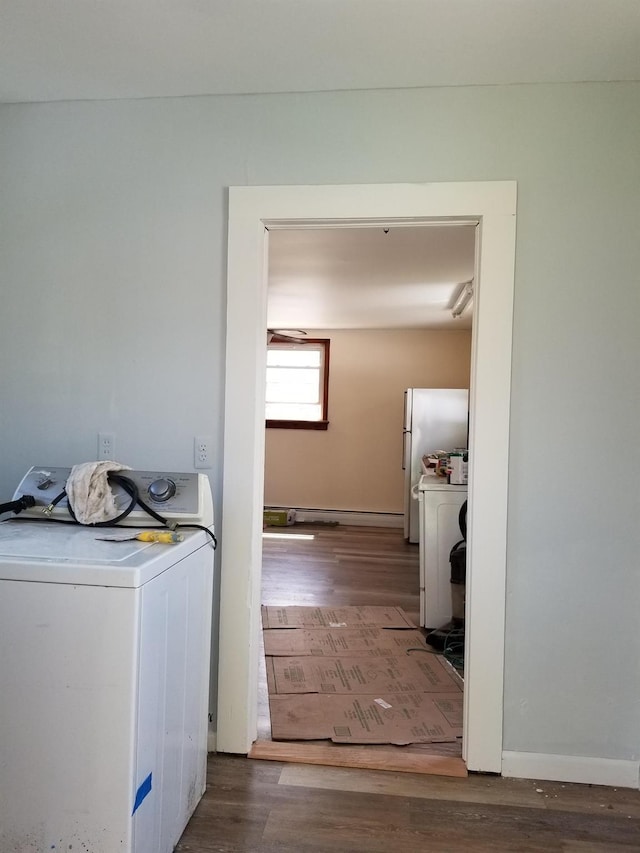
[148,478,176,503]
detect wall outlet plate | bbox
[98,432,115,461]
[194,435,213,469]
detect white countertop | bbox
[417,472,468,492]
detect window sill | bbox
[266,419,329,431]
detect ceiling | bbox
[1,1,640,104]
[267,224,476,331]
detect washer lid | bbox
[0,520,211,587]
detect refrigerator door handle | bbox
[402,391,411,471]
[402,429,409,470]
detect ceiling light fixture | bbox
[267,328,308,344]
[451,281,474,319]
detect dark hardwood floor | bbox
[261,523,421,621]
[175,525,640,852]
[177,753,640,852]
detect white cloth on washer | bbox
[65,461,131,525]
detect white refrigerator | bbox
[403,388,469,543]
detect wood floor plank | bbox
[278,763,547,808]
[278,764,640,816]
[261,796,640,853]
[261,804,557,852]
[249,739,467,777]
[561,843,637,852]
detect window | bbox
[266,339,330,429]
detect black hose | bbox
[458,499,467,540]
[0,495,36,516]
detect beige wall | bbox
[264,328,472,513]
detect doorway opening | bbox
[257,223,475,768]
[218,181,516,775]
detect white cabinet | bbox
[418,474,467,629]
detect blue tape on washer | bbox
[132,772,152,815]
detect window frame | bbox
[265,337,330,430]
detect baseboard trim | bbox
[502,750,640,789]
[268,508,404,528]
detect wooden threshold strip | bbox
[248,740,468,778]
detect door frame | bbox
[217,181,516,773]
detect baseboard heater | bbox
[266,507,403,528]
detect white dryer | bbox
[0,466,216,853]
[417,473,467,629]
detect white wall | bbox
[1,82,639,765]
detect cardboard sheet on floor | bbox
[263,627,427,657]
[268,691,463,744]
[265,653,461,695]
[262,604,462,745]
[261,605,415,630]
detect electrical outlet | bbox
[98,432,115,461]
[194,435,213,469]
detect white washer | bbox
[417,473,467,629]
[0,467,215,853]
